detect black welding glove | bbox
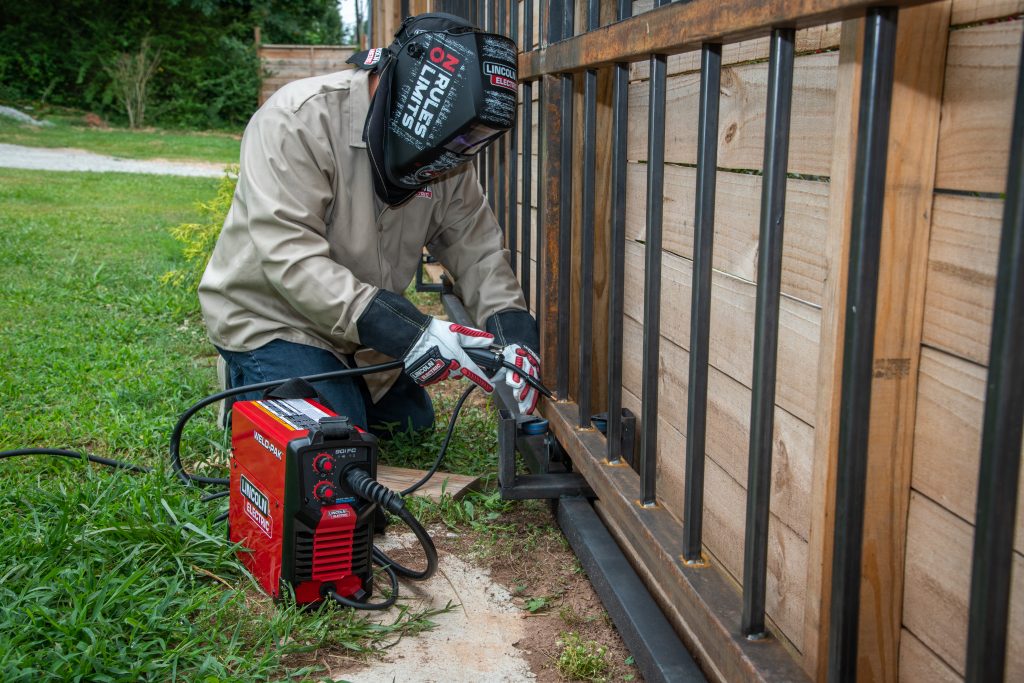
[357,290,494,392]
[485,309,542,415]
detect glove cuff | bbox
[485,308,539,352]
[355,290,430,360]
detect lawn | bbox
[0,111,241,164]
[0,167,501,680]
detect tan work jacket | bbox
[198,68,526,398]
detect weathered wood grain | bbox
[935,19,1024,193]
[618,382,810,652]
[622,241,821,425]
[912,347,1024,554]
[619,314,814,540]
[629,20,842,81]
[951,0,1024,25]
[922,193,1001,366]
[625,162,830,306]
[627,51,839,176]
[898,629,961,683]
[902,492,1024,680]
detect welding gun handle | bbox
[464,348,553,399]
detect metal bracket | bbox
[415,252,443,293]
[497,409,592,500]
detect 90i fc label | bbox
[240,474,273,538]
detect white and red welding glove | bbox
[403,318,494,392]
[356,290,494,392]
[485,308,542,415]
[499,344,541,415]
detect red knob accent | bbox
[313,453,334,474]
[314,481,336,502]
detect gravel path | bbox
[0,143,227,177]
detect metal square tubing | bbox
[521,80,533,309]
[964,35,1024,683]
[578,66,598,426]
[741,26,795,639]
[640,52,667,507]
[682,42,722,564]
[606,0,634,465]
[826,8,899,681]
[508,0,519,276]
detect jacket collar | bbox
[348,69,370,149]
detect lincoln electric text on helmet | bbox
[356,13,518,205]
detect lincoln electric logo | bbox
[254,431,282,459]
[483,61,517,92]
[401,46,460,139]
[240,474,272,538]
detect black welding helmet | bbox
[353,13,518,205]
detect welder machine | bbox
[228,395,430,607]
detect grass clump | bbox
[556,631,610,682]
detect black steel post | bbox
[964,36,1024,683]
[577,0,599,427]
[522,81,533,310]
[508,0,519,276]
[741,27,795,638]
[826,8,899,681]
[640,52,667,507]
[682,43,722,564]
[606,0,634,465]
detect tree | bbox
[104,38,162,129]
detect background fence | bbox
[257,44,356,105]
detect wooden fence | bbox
[425,0,1024,681]
[257,44,357,105]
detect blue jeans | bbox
[217,339,434,437]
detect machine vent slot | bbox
[312,525,355,580]
[351,523,372,578]
[293,519,315,582]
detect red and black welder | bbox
[228,396,421,606]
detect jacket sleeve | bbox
[238,105,379,344]
[426,163,527,326]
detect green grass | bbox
[0,112,240,164]
[0,168,453,680]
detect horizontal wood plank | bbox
[627,51,839,176]
[935,19,1024,193]
[951,0,1024,25]
[377,465,480,502]
[623,241,821,424]
[911,347,1024,553]
[922,193,1001,365]
[902,492,1024,679]
[625,162,830,306]
[898,628,962,683]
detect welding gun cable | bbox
[326,560,399,611]
[170,360,404,487]
[0,448,152,473]
[400,382,476,497]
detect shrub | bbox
[163,166,237,298]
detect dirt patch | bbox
[444,502,642,682]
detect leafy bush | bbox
[163,165,237,297]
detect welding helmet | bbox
[351,13,518,206]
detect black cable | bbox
[401,383,476,496]
[201,490,229,502]
[170,361,403,487]
[0,448,151,473]
[327,560,399,611]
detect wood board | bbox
[935,19,1024,194]
[922,193,1002,366]
[377,465,480,502]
